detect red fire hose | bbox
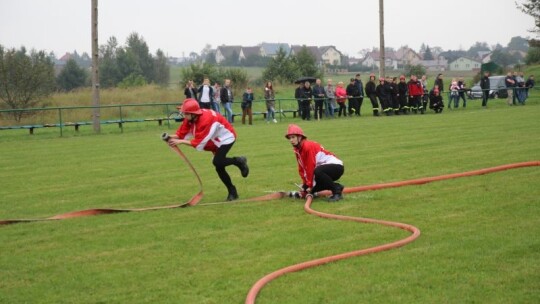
[0,146,203,226]
[244,161,539,303]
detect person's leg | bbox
[242,107,246,124]
[213,142,249,200]
[248,107,252,125]
[224,102,233,122]
[311,164,345,199]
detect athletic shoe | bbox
[327,194,342,202]
[236,156,249,178]
[273,119,277,123]
[227,186,239,201]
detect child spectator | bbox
[241,87,254,125]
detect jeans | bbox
[326,98,335,117]
[212,101,221,114]
[223,102,233,123]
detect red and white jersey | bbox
[176,109,236,153]
[293,139,343,188]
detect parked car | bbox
[467,76,508,99]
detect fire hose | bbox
[0,145,203,226]
[244,160,539,303]
[0,152,537,302]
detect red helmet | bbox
[180,98,202,115]
[285,124,306,139]
[379,77,385,82]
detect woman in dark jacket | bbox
[300,81,313,120]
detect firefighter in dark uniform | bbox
[365,73,380,116]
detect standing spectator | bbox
[295,83,304,118]
[515,72,526,104]
[354,73,365,116]
[480,71,490,107]
[420,75,429,111]
[300,81,313,121]
[325,79,336,118]
[449,79,460,109]
[365,74,380,116]
[312,78,327,120]
[434,73,444,94]
[220,79,234,123]
[457,77,467,108]
[505,72,516,106]
[429,85,444,113]
[212,82,221,113]
[408,75,424,114]
[285,124,345,202]
[376,77,392,116]
[241,87,254,125]
[264,81,277,123]
[525,75,535,101]
[166,98,249,201]
[346,78,360,116]
[390,77,400,115]
[397,75,408,115]
[335,81,347,117]
[197,78,214,109]
[184,80,197,99]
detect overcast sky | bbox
[0,0,535,58]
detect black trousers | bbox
[213,142,240,191]
[311,164,344,194]
[300,100,311,120]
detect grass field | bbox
[1,94,539,303]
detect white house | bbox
[449,57,481,71]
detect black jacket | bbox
[480,76,490,90]
[185,87,197,99]
[346,83,360,97]
[365,81,376,95]
[220,86,234,103]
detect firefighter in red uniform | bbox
[166,98,249,201]
[285,124,345,202]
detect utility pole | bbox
[91,0,101,132]
[379,0,385,79]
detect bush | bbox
[118,73,147,89]
[525,47,540,65]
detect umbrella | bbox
[294,76,317,84]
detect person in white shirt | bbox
[197,78,214,109]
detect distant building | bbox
[419,57,448,71]
[259,42,290,57]
[394,46,422,66]
[215,45,242,64]
[239,46,262,61]
[449,57,481,71]
[319,46,343,66]
[362,50,399,69]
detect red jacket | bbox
[335,86,347,103]
[176,109,236,153]
[293,140,343,188]
[408,80,423,97]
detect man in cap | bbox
[165,98,249,201]
[285,124,345,202]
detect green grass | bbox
[0,95,539,303]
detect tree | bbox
[516,0,540,33]
[0,46,55,120]
[153,49,170,86]
[423,46,434,60]
[262,47,299,84]
[404,64,426,77]
[125,32,154,82]
[57,58,88,91]
[99,36,121,88]
[525,46,540,64]
[507,36,529,51]
[490,49,517,67]
[262,47,298,84]
[293,46,322,79]
[467,41,490,58]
